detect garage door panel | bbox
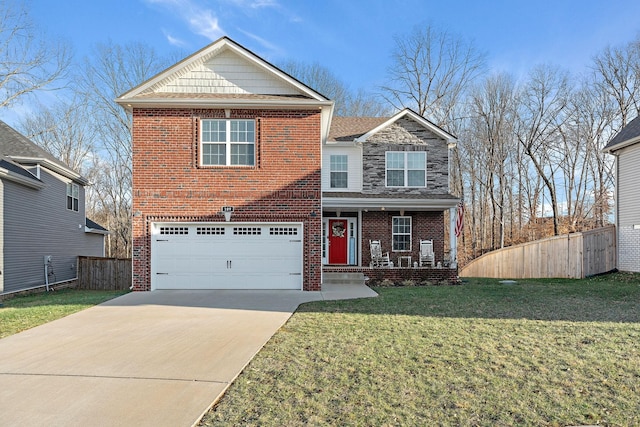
[151,223,303,290]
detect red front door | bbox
[328,219,348,264]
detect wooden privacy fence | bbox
[460,225,616,279]
[77,256,132,290]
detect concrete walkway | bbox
[0,284,376,427]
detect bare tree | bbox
[516,65,571,236]
[18,97,97,173]
[468,73,517,248]
[279,60,388,116]
[380,23,486,129]
[0,0,71,109]
[77,41,170,257]
[592,40,640,128]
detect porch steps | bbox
[322,272,366,286]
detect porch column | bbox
[449,207,458,268]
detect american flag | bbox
[454,201,464,238]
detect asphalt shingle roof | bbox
[328,117,388,141]
[86,217,108,232]
[604,115,640,151]
[0,120,73,171]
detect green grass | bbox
[0,289,127,339]
[201,273,640,426]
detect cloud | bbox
[237,29,281,53]
[162,30,188,48]
[144,0,225,41]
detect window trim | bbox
[385,151,427,188]
[67,182,79,212]
[392,216,412,252]
[200,118,256,167]
[329,154,348,189]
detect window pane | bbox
[230,143,255,165]
[72,184,79,198]
[202,120,226,142]
[330,155,348,172]
[202,143,225,165]
[73,198,79,212]
[393,234,411,251]
[407,152,426,169]
[230,120,255,143]
[67,196,73,210]
[387,170,404,186]
[386,152,404,169]
[330,171,348,188]
[408,170,425,187]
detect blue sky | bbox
[23,0,640,97]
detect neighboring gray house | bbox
[604,115,640,273]
[0,121,107,295]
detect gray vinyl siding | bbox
[2,168,103,294]
[0,180,3,293]
[617,143,640,226]
[616,143,640,272]
[362,117,450,195]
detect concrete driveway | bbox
[0,284,377,427]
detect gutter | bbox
[7,156,89,186]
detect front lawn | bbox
[202,273,640,426]
[0,289,127,339]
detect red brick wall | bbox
[323,266,459,285]
[361,211,445,267]
[131,108,322,291]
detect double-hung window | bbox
[201,119,255,166]
[386,151,426,187]
[330,155,348,188]
[67,183,79,212]
[392,216,411,251]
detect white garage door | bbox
[151,222,303,290]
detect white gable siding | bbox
[322,145,362,192]
[158,49,300,95]
[618,143,640,226]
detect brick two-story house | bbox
[117,37,459,292]
[117,37,332,291]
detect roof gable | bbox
[117,37,329,103]
[0,158,44,189]
[604,115,640,153]
[355,109,457,145]
[0,121,87,184]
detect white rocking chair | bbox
[419,239,435,267]
[369,240,393,268]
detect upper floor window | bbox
[67,183,79,212]
[201,119,255,166]
[330,155,348,188]
[385,151,426,187]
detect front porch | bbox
[323,265,459,286]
